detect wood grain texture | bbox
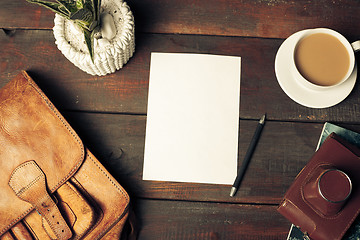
[134,199,290,240]
[2,2,360,238]
[1,0,360,39]
[62,111,328,204]
[1,30,360,122]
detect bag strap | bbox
[8,161,72,240]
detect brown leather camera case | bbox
[278,133,360,240]
[0,71,130,239]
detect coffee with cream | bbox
[294,33,350,86]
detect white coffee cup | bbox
[290,28,360,91]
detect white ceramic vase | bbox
[53,0,135,76]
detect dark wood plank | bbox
[0,29,150,114]
[0,1,53,30]
[1,0,360,39]
[2,1,359,238]
[134,199,290,240]
[130,0,360,40]
[62,111,333,204]
[2,30,360,122]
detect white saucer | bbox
[275,30,357,109]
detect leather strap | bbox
[9,161,72,240]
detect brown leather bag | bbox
[0,71,130,240]
[278,133,360,240]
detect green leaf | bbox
[27,0,101,63]
[26,0,69,18]
[83,1,94,17]
[58,5,69,16]
[92,0,101,22]
[71,8,94,30]
[70,8,93,22]
[83,29,95,62]
[56,0,78,13]
[75,0,83,9]
[88,20,98,31]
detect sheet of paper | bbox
[143,52,241,184]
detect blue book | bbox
[286,122,360,240]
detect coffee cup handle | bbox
[351,40,360,52]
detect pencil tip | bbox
[260,114,266,124]
[230,187,237,197]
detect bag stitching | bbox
[2,72,130,238]
[23,71,85,192]
[9,161,43,195]
[10,161,68,240]
[88,153,129,202]
[23,74,82,240]
[1,71,85,236]
[87,153,130,239]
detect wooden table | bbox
[1,1,360,239]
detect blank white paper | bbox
[143,52,241,185]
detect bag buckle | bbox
[9,161,72,240]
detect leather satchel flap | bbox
[0,71,84,236]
